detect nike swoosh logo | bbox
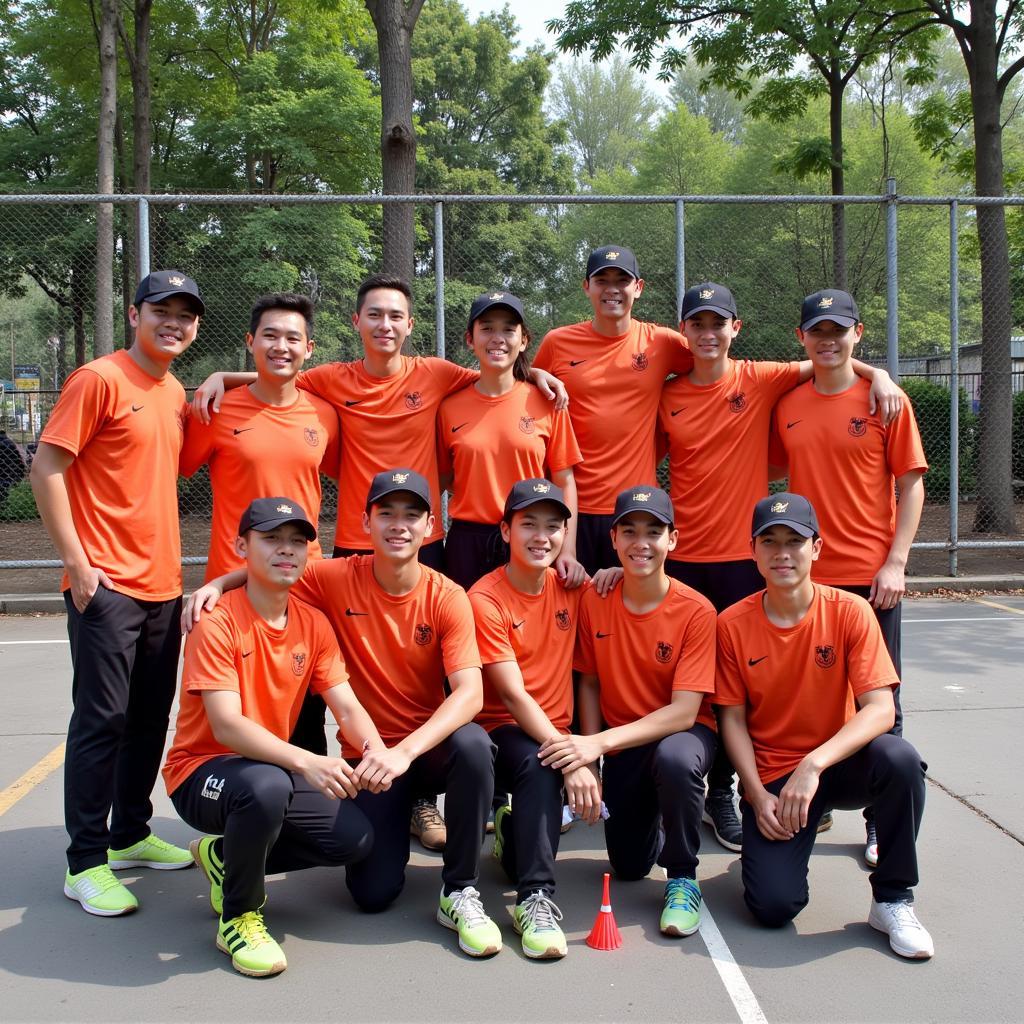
[233,428,254,435]
[596,631,612,639]
[512,620,524,630]
[345,608,369,616]
[451,423,468,433]
[786,421,802,429]
[670,408,686,417]
[241,651,253,658]
[345,400,362,407]
[131,404,144,412]
[569,359,587,367]
[748,656,768,666]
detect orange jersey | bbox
[438,381,582,523]
[179,387,340,581]
[298,357,476,549]
[469,567,584,733]
[772,378,928,585]
[162,588,347,795]
[532,321,692,514]
[40,350,187,600]
[574,580,717,732]
[715,583,899,784]
[291,556,480,758]
[659,360,801,562]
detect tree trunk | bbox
[94,0,117,357]
[365,0,424,296]
[969,12,1016,534]
[829,77,847,290]
[131,0,153,280]
[71,269,88,368]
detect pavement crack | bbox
[926,774,1024,848]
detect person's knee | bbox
[238,769,293,829]
[449,724,495,773]
[321,819,375,867]
[348,872,404,913]
[607,842,654,882]
[874,736,926,789]
[744,887,806,928]
[653,735,706,791]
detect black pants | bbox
[740,734,926,927]
[666,558,764,795]
[601,724,717,880]
[492,725,564,902]
[576,512,617,576]
[171,755,374,920]
[333,538,444,572]
[443,519,507,591]
[345,723,495,912]
[63,587,182,874]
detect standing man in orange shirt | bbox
[531,247,694,574]
[772,289,928,864]
[715,493,932,959]
[31,270,204,916]
[539,486,718,939]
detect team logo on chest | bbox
[555,608,571,631]
[814,645,836,669]
[404,391,423,410]
[519,416,535,435]
[655,641,674,664]
[414,622,433,646]
[631,352,649,372]
[303,426,320,447]
[728,392,747,414]
[291,650,307,676]
[848,417,867,437]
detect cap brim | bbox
[800,313,856,330]
[366,487,431,512]
[752,519,816,539]
[248,517,317,540]
[140,289,206,316]
[587,262,637,279]
[469,301,524,327]
[612,506,673,527]
[682,303,736,320]
[506,497,571,519]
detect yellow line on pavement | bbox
[974,598,1024,617]
[0,742,65,817]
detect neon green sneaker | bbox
[217,911,287,977]
[660,877,702,937]
[64,864,138,916]
[108,834,193,871]
[513,891,567,959]
[437,886,502,957]
[190,837,224,915]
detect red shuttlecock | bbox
[586,872,622,950]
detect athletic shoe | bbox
[660,877,702,937]
[868,900,934,959]
[108,834,193,870]
[492,802,511,866]
[437,886,502,957]
[217,911,287,977]
[560,804,575,833]
[411,798,447,851]
[513,891,567,959]
[64,865,138,917]
[864,821,879,867]
[817,810,834,833]
[702,790,742,852]
[190,837,224,916]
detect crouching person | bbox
[715,493,932,959]
[163,498,379,977]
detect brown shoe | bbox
[411,798,447,851]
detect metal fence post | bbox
[434,201,445,360]
[949,200,960,577]
[675,199,686,322]
[885,177,899,379]
[136,197,150,280]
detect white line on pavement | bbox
[0,640,67,645]
[700,903,769,1024]
[903,616,1017,623]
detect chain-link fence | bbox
[1,189,1022,588]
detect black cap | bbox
[751,492,819,539]
[612,486,674,527]
[681,282,738,320]
[586,245,639,280]
[468,291,526,333]
[133,270,205,316]
[800,289,860,330]
[502,478,571,521]
[365,468,432,512]
[238,497,316,540]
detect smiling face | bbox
[362,493,433,563]
[611,511,677,579]
[129,296,200,371]
[751,524,822,591]
[583,267,644,325]
[352,288,414,360]
[795,319,863,372]
[466,307,527,374]
[682,310,742,367]
[247,309,313,383]
[236,523,310,590]
[500,502,566,571]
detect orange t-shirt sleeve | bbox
[573,601,597,674]
[436,403,454,478]
[672,603,717,694]
[316,400,342,478]
[531,335,554,373]
[290,560,329,609]
[438,585,482,675]
[182,613,242,696]
[429,357,478,397]
[714,617,747,706]
[296,363,338,403]
[545,406,582,473]
[845,596,900,696]
[884,398,929,479]
[767,418,787,473]
[179,410,215,478]
[665,332,694,376]
[307,613,349,695]
[40,367,111,457]
[469,590,515,665]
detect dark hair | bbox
[248,293,314,337]
[356,274,414,314]
[465,321,533,383]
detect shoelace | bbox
[414,801,445,829]
[81,865,123,893]
[519,892,563,933]
[448,887,489,927]
[665,878,700,912]
[140,835,180,854]
[883,902,921,930]
[233,911,273,947]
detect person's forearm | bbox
[560,474,579,558]
[577,676,603,737]
[394,684,480,761]
[593,697,699,755]
[886,473,925,568]
[30,453,89,572]
[325,683,385,754]
[852,359,889,381]
[503,687,560,745]
[799,701,894,776]
[720,707,767,801]
[222,372,257,390]
[212,712,313,773]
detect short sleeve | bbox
[469,590,516,665]
[665,332,694,376]
[671,602,717,695]
[532,334,554,373]
[181,611,242,695]
[573,598,596,674]
[427,357,478,398]
[179,410,216,478]
[884,396,929,479]
[437,584,482,675]
[40,367,112,457]
[714,618,747,706]
[843,597,900,696]
[308,613,349,695]
[545,405,582,473]
[291,559,330,609]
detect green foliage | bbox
[901,378,976,500]
[2,481,38,521]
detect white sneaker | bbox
[864,821,879,867]
[868,900,934,959]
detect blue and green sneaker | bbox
[660,876,702,937]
